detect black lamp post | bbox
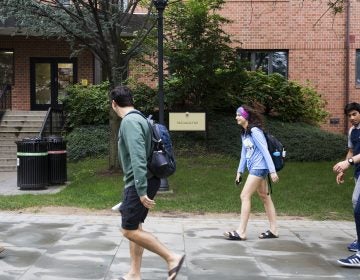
[153,0,167,125]
[153,0,169,192]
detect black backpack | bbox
[264,132,285,172]
[127,111,176,178]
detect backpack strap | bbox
[125,110,156,158]
[267,174,272,195]
[126,110,146,119]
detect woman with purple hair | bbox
[224,105,280,241]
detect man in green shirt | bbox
[110,85,185,280]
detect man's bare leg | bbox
[122,225,144,280]
[122,227,183,279]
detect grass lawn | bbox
[0,155,355,220]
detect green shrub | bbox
[265,119,347,161]
[63,80,159,129]
[171,113,347,161]
[63,82,110,129]
[127,80,158,113]
[65,125,109,161]
[64,114,346,163]
[238,72,329,125]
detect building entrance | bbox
[30,58,77,110]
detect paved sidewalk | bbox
[0,212,360,280]
[0,172,66,195]
[1,172,360,279]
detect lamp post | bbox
[153,0,169,192]
[153,0,167,125]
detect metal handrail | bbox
[39,107,65,137]
[0,84,12,111]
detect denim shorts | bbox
[120,176,160,230]
[249,169,269,179]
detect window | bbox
[119,0,129,11]
[356,50,360,85]
[0,50,14,87]
[59,0,71,5]
[238,50,288,78]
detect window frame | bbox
[0,49,15,86]
[356,49,360,86]
[238,49,289,78]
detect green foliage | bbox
[171,113,347,162]
[63,107,345,163]
[162,0,328,125]
[238,72,329,124]
[65,125,109,161]
[62,80,159,130]
[62,82,110,128]
[264,119,347,161]
[126,79,158,113]
[164,0,236,110]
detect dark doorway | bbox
[30,58,77,110]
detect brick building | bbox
[1,0,359,134]
[0,35,94,111]
[219,0,360,133]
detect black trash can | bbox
[16,138,48,190]
[45,135,67,185]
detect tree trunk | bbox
[107,62,128,171]
[108,109,121,171]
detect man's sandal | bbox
[223,231,246,240]
[259,230,279,239]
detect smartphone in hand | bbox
[235,176,242,186]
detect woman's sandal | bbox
[259,230,279,239]
[223,230,246,240]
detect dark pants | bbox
[120,177,160,230]
[355,192,360,245]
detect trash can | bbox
[16,138,48,190]
[45,135,67,185]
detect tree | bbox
[0,0,157,170]
[164,0,237,111]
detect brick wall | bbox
[220,0,360,134]
[0,36,93,110]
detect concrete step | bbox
[2,110,47,117]
[0,127,41,133]
[0,141,17,146]
[1,116,47,121]
[0,110,52,172]
[0,165,16,172]
[0,132,41,138]
[0,139,18,145]
[0,148,17,157]
[0,120,44,126]
[0,151,16,158]
[0,158,16,165]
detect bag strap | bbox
[125,110,146,120]
[125,110,157,158]
[126,111,160,141]
[267,174,273,195]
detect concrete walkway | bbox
[0,212,360,280]
[0,172,66,195]
[1,172,360,279]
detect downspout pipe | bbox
[345,0,350,133]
